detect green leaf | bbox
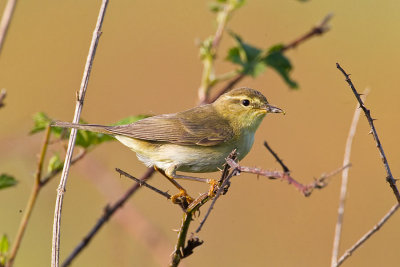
[0,174,17,190]
[47,154,63,174]
[226,32,265,77]
[263,44,298,89]
[0,234,9,265]
[226,32,298,88]
[30,112,52,134]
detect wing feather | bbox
[104,105,234,146]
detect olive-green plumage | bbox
[53,87,283,183]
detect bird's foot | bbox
[207,179,219,197]
[171,189,194,207]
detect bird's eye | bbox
[241,99,250,106]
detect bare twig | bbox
[0,0,18,56]
[336,203,400,267]
[336,63,400,203]
[51,1,109,266]
[6,126,51,267]
[331,90,367,267]
[264,141,290,173]
[207,13,333,103]
[281,13,333,52]
[0,89,6,108]
[61,168,155,267]
[226,159,349,197]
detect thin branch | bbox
[336,203,400,267]
[195,165,238,233]
[331,90,367,267]
[0,89,6,108]
[226,158,350,197]
[6,126,51,267]
[51,1,109,266]
[0,0,18,56]
[207,13,333,103]
[264,141,290,173]
[281,13,333,52]
[115,168,171,200]
[336,63,400,203]
[61,168,155,267]
[198,3,236,104]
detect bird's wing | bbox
[104,105,234,146]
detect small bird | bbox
[53,87,283,202]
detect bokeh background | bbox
[1,0,400,266]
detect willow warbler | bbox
[53,87,283,201]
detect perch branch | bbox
[169,151,238,267]
[51,1,109,266]
[336,63,400,203]
[61,168,155,267]
[226,159,349,197]
[331,90,367,267]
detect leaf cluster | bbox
[226,32,297,88]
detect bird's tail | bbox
[52,121,112,135]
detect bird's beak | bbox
[266,104,285,114]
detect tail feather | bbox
[52,121,112,135]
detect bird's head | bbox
[213,87,284,131]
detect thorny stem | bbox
[336,63,400,203]
[6,125,51,267]
[226,159,349,197]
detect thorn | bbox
[368,130,373,135]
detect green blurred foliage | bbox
[47,154,62,174]
[0,174,17,190]
[0,234,9,266]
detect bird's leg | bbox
[155,166,194,204]
[165,167,218,198]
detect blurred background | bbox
[1,0,400,266]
